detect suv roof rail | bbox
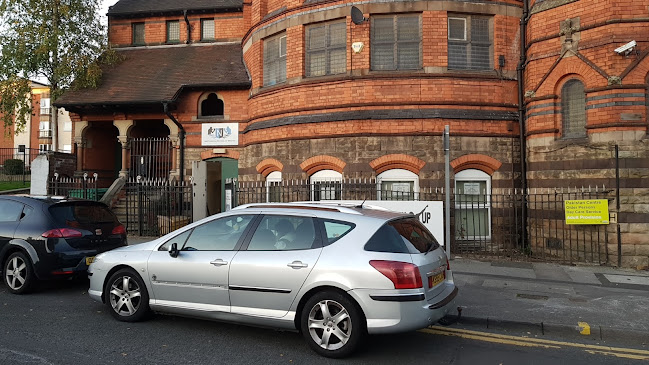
[232,202,364,215]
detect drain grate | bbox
[516,293,549,300]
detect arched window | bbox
[561,79,587,139]
[310,170,342,201]
[454,169,491,240]
[377,168,419,200]
[201,93,224,117]
[266,171,282,203]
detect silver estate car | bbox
[88,203,458,358]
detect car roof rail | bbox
[232,202,364,215]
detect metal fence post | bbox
[444,125,451,259]
[137,175,143,236]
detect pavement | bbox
[127,235,649,347]
[449,256,649,348]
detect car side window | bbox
[159,229,192,251]
[248,215,317,251]
[20,205,33,220]
[321,219,355,246]
[182,215,254,251]
[0,201,24,222]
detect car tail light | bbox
[42,228,83,238]
[52,270,74,275]
[369,260,423,289]
[112,225,126,235]
[447,258,451,271]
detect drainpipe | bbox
[184,10,191,44]
[164,102,185,182]
[517,0,529,249]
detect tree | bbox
[0,0,108,151]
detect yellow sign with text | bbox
[564,199,609,225]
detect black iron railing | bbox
[48,173,101,200]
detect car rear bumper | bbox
[349,281,458,334]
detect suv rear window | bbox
[365,218,440,254]
[49,202,119,228]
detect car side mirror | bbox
[168,242,179,258]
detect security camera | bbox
[614,40,636,55]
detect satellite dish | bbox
[351,6,367,25]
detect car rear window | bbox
[365,218,440,254]
[49,202,119,228]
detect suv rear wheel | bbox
[300,290,365,358]
[4,251,34,294]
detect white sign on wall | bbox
[325,200,445,245]
[201,123,239,146]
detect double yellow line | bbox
[420,326,649,361]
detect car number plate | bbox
[86,257,95,265]
[429,272,445,288]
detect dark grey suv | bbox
[0,195,127,294]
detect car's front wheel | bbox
[3,251,34,294]
[106,268,150,322]
[300,290,365,358]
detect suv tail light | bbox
[370,260,423,289]
[112,225,126,235]
[42,228,83,238]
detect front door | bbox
[147,214,256,312]
[229,214,322,318]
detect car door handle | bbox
[210,259,228,267]
[287,261,308,269]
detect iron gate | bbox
[130,138,173,179]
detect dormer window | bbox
[132,22,145,45]
[201,93,224,117]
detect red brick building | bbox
[55,0,649,267]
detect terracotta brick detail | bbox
[200,149,240,161]
[256,158,283,177]
[299,155,346,175]
[450,154,502,175]
[369,154,426,175]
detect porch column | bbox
[74,136,85,171]
[169,134,180,179]
[113,120,134,178]
[118,135,129,178]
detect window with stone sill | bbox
[561,79,587,139]
[305,20,346,77]
[132,22,145,45]
[371,14,422,71]
[454,169,491,240]
[266,171,282,203]
[263,33,287,86]
[447,14,492,71]
[376,169,419,201]
[200,93,224,117]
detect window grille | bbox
[167,20,180,43]
[201,19,215,40]
[132,23,145,45]
[448,15,492,71]
[263,33,287,86]
[306,21,346,77]
[561,79,587,139]
[371,14,421,71]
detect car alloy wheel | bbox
[107,269,150,322]
[301,291,364,358]
[4,252,34,294]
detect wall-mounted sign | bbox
[564,199,609,225]
[201,123,239,146]
[351,42,364,54]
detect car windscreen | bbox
[49,202,119,229]
[365,217,440,254]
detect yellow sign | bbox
[564,199,609,225]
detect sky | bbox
[100,0,119,22]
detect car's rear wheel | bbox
[300,290,365,358]
[3,252,34,294]
[106,268,150,322]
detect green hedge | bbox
[3,159,24,175]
